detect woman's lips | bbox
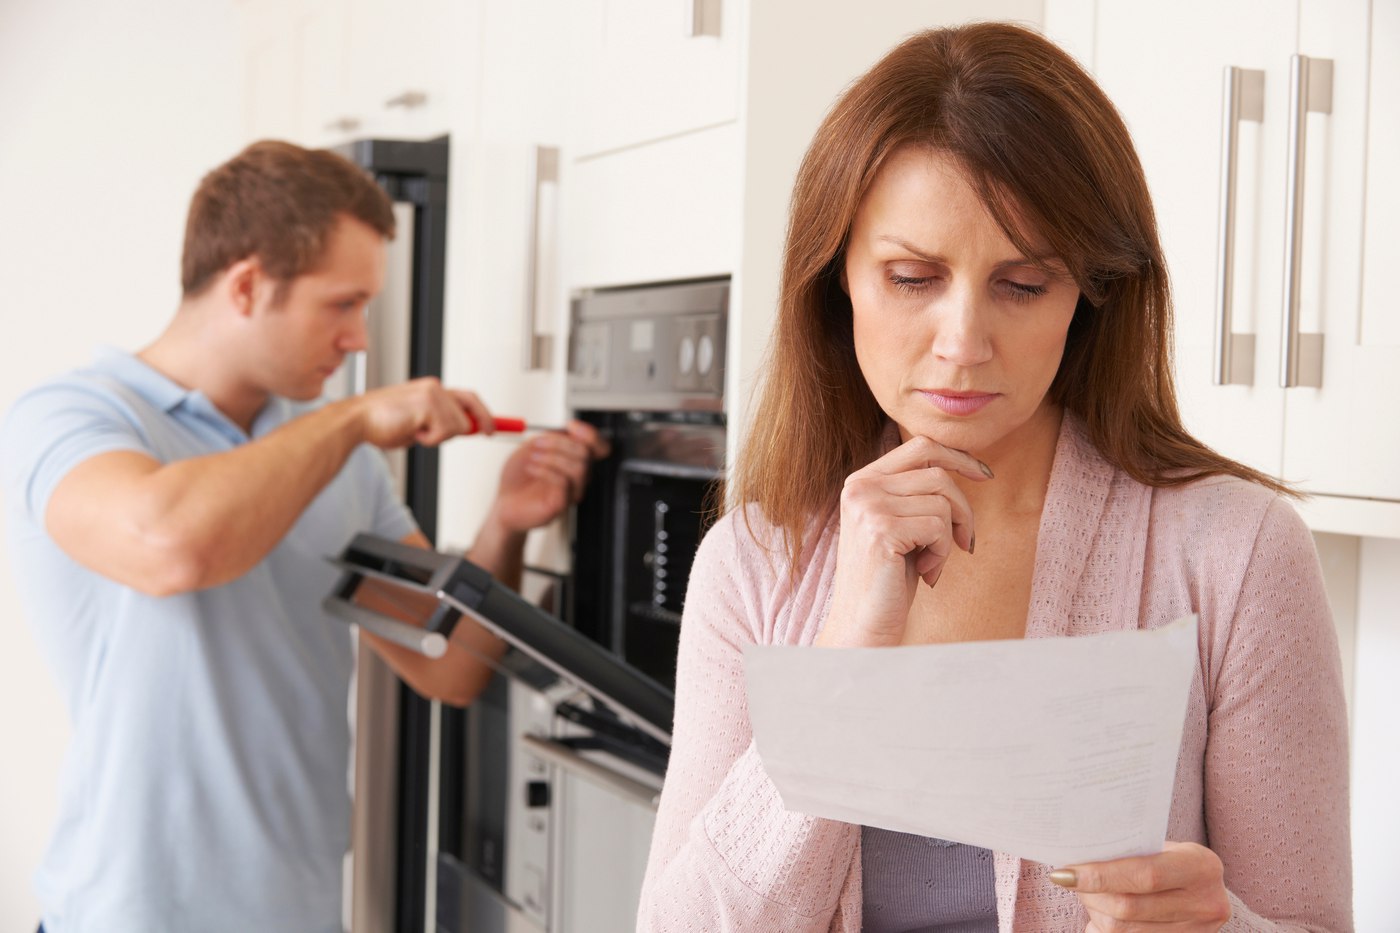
[918,389,999,416]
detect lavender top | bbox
[860,828,996,933]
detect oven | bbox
[566,278,728,690]
[367,276,729,933]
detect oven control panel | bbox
[568,278,728,412]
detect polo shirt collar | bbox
[89,345,282,444]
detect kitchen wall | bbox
[0,0,241,925]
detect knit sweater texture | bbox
[637,414,1352,932]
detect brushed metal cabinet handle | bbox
[1280,54,1331,388]
[685,0,721,38]
[324,116,361,134]
[1213,67,1264,386]
[524,145,560,372]
[384,89,428,110]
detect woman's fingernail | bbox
[969,532,976,555]
[1048,869,1077,888]
[979,460,995,479]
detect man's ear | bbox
[223,257,262,318]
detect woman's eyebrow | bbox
[875,235,945,263]
[875,234,1061,271]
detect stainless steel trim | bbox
[1213,66,1263,386]
[423,700,442,933]
[1280,54,1331,388]
[571,279,729,321]
[518,735,662,810]
[524,145,560,371]
[350,637,400,933]
[685,0,721,37]
[324,597,448,658]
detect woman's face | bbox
[844,146,1080,459]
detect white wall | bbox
[1351,537,1400,931]
[0,0,240,924]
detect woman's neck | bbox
[956,402,1064,522]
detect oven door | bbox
[324,536,673,933]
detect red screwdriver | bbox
[465,414,564,435]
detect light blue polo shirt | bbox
[1,347,417,933]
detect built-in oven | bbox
[338,277,729,933]
[324,534,673,933]
[566,278,728,690]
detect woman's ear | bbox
[839,264,850,295]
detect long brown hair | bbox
[732,22,1292,569]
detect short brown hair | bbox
[180,140,396,297]
[734,22,1291,568]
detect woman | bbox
[636,22,1351,933]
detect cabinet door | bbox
[345,0,459,140]
[240,0,359,148]
[1280,0,1399,500]
[571,0,741,157]
[436,0,572,556]
[241,0,302,143]
[297,0,357,147]
[1084,2,1297,480]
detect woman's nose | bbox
[930,286,993,367]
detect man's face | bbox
[252,215,387,400]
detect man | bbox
[0,140,606,932]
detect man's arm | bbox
[44,378,492,596]
[360,422,609,707]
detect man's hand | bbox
[464,419,609,595]
[351,377,495,449]
[487,420,611,534]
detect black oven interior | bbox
[569,410,724,691]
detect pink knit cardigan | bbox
[637,415,1352,932]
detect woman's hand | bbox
[816,435,991,648]
[1051,842,1232,931]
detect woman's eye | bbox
[888,273,933,294]
[1002,281,1048,303]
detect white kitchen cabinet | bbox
[239,0,460,149]
[240,0,302,142]
[1047,0,1400,521]
[345,0,459,141]
[240,0,358,146]
[570,0,741,158]
[435,0,574,560]
[1282,1,1400,505]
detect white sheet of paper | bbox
[744,615,1198,867]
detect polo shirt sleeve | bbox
[1,378,153,527]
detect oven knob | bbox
[678,335,696,375]
[697,333,715,375]
[526,780,550,809]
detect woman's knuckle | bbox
[1105,893,1136,918]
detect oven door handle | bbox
[518,734,661,811]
